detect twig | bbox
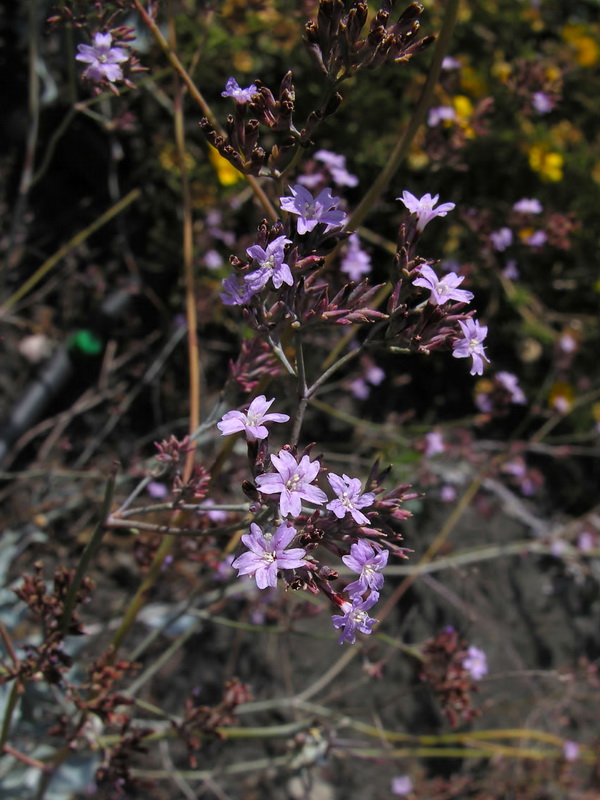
[1,189,141,315]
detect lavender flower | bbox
[526,230,547,247]
[342,540,388,596]
[256,449,328,517]
[532,91,553,114]
[279,185,347,234]
[513,198,543,214]
[221,77,258,103]
[502,259,519,279]
[232,522,307,589]
[452,318,490,376]
[331,591,380,645]
[496,372,526,404]
[424,431,445,457]
[76,32,127,84]
[365,364,385,385]
[563,741,580,762]
[340,233,372,281]
[350,378,370,399]
[427,106,456,126]
[327,473,376,526]
[391,776,414,796]
[413,265,473,305]
[441,56,461,70]
[397,191,455,232]
[314,150,359,187]
[217,395,290,441]
[490,227,513,251]
[220,274,257,306]
[463,645,488,680]
[245,236,293,291]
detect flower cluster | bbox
[217,398,400,644]
[331,539,389,645]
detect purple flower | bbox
[502,259,520,279]
[327,473,376,526]
[463,645,488,680]
[452,318,490,376]
[221,77,258,103]
[342,540,388,596]
[350,378,370,399]
[496,372,526,404]
[245,236,293,291]
[532,91,553,114]
[424,431,445,457]
[217,395,290,441]
[365,364,385,385]
[413,265,473,305]
[279,185,347,234]
[232,522,307,589]
[219,274,257,306]
[340,234,372,281]
[427,106,456,126]
[397,191,455,232]
[147,481,169,499]
[563,740,580,762]
[256,449,328,517]
[391,776,414,796]
[331,591,380,645]
[76,32,127,84]
[513,198,543,214]
[578,531,594,552]
[198,500,228,524]
[526,229,547,247]
[440,485,457,503]
[442,56,461,70]
[314,149,359,187]
[490,227,513,251]
[204,249,223,270]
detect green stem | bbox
[58,469,117,635]
[131,0,277,223]
[0,683,20,751]
[109,533,176,657]
[344,0,461,233]
[1,189,141,314]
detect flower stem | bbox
[58,467,117,636]
[131,0,277,223]
[344,0,461,233]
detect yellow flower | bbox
[562,25,599,67]
[528,146,563,182]
[453,95,476,139]
[208,145,243,186]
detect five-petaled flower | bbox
[326,473,376,526]
[413,265,474,305]
[342,540,389,597]
[232,522,307,589]
[255,449,328,517]
[452,318,490,376]
[331,591,380,645]
[76,32,128,84]
[217,395,289,441]
[279,185,347,234]
[221,77,258,103]
[245,236,293,291]
[463,645,488,680]
[397,191,455,232]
